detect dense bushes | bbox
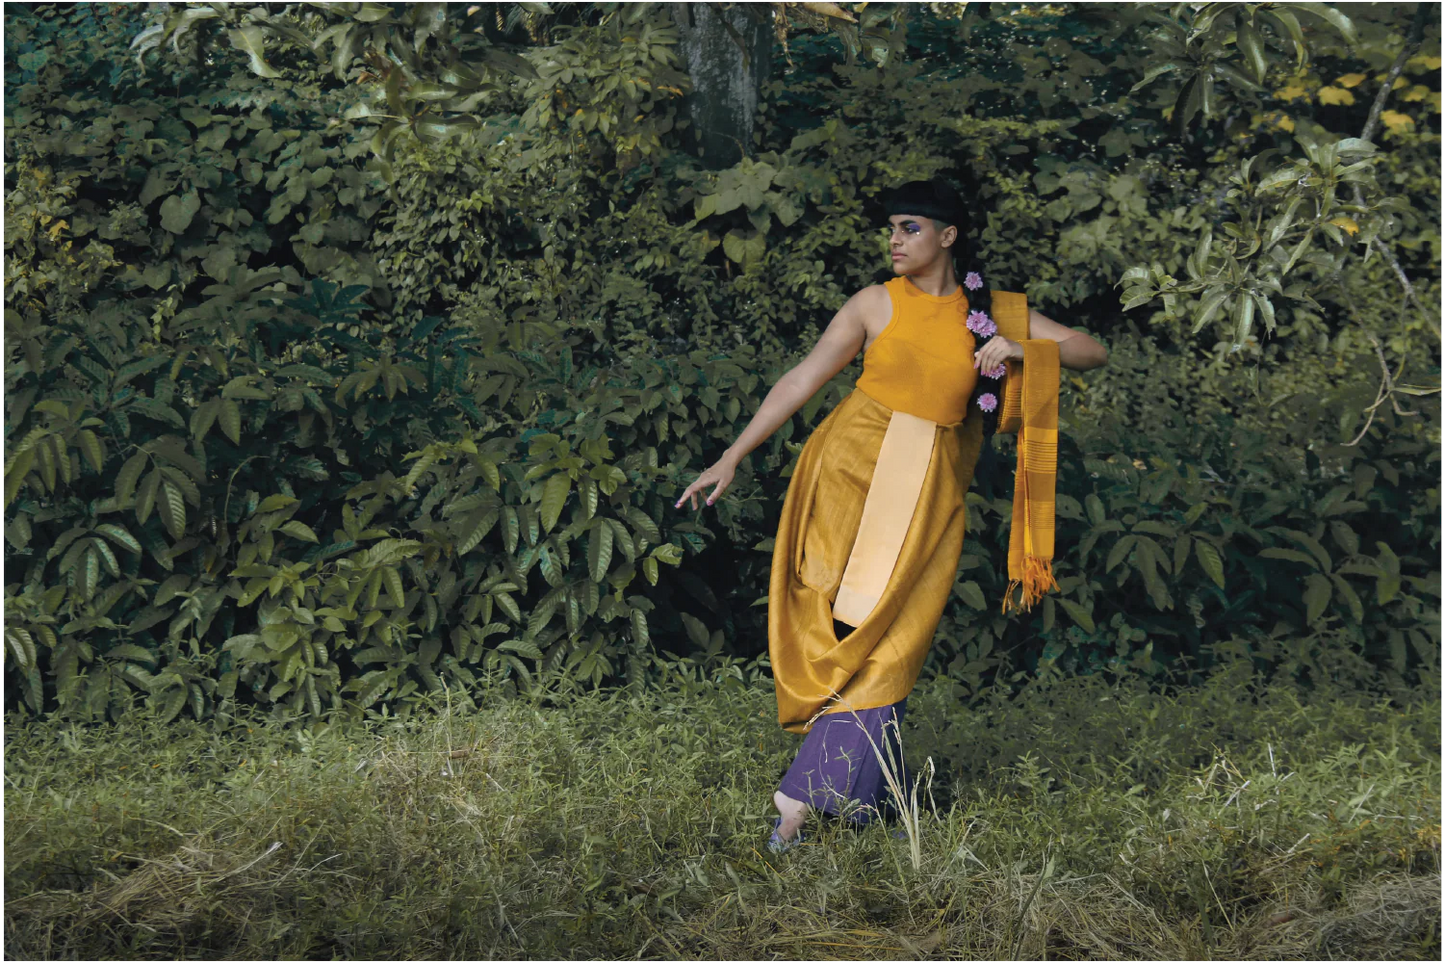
[4,3,1439,722]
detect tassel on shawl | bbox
[1003,556,1060,613]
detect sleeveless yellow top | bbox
[856,277,1031,425]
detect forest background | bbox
[3,2,1441,959]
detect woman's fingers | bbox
[675,463,735,510]
[676,473,715,509]
[974,337,1016,370]
[675,479,700,509]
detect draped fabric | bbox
[1002,339,1062,613]
[768,387,985,734]
[766,281,1056,735]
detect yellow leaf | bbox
[1260,110,1294,131]
[1328,216,1360,236]
[1392,76,1409,90]
[1335,73,1366,89]
[1380,110,1415,134]
[1275,84,1310,101]
[1428,92,1441,112]
[1406,54,1442,72]
[1317,87,1355,106]
[1401,84,1429,102]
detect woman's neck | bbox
[904,259,958,298]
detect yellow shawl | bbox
[999,339,1060,612]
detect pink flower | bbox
[966,310,996,337]
[977,392,998,413]
[983,363,1007,380]
[964,271,983,291]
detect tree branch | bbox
[1359,2,1431,145]
[1351,3,1437,334]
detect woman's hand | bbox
[973,335,1024,374]
[675,457,737,510]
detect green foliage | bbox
[4,3,1439,722]
[3,669,1438,959]
[928,327,1439,696]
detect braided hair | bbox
[879,178,1004,440]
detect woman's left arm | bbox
[1027,309,1108,371]
[973,308,1109,373]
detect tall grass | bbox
[5,663,1439,960]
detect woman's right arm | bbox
[675,286,885,510]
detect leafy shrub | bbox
[4,4,1438,722]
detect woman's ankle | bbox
[773,790,809,837]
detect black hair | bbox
[880,178,1002,439]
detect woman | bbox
[675,179,1108,851]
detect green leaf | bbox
[1235,13,1269,84]
[115,452,147,504]
[107,643,158,664]
[383,566,405,608]
[456,507,499,556]
[1191,289,1231,333]
[136,469,161,525]
[1303,573,1332,624]
[1259,547,1317,568]
[77,429,104,472]
[540,473,570,532]
[96,524,142,555]
[159,191,201,233]
[219,398,242,445]
[228,25,282,78]
[189,398,220,443]
[256,495,299,514]
[498,638,544,661]
[1105,535,1137,573]
[279,521,318,543]
[160,480,186,541]
[1195,540,1225,588]
[127,397,186,429]
[630,607,650,650]
[587,520,614,583]
[1289,2,1358,44]
[1173,73,1203,132]
[1057,597,1095,633]
[952,580,986,611]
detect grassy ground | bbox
[5,663,1440,960]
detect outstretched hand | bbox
[675,458,737,511]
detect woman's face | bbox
[884,214,954,274]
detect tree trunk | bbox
[670,3,771,169]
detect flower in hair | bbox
[977,392,998,413]
[966,310,996,337]
[983,362,1007,380]
[964,271,983,291]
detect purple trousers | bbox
[777,697,909,826]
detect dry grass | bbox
[5,666,1440,959]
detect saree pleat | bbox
[769,387,985,734]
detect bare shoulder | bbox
[839,283,893,326]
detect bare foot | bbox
[773,790,809,841]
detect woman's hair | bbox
[879,177,1003,438]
